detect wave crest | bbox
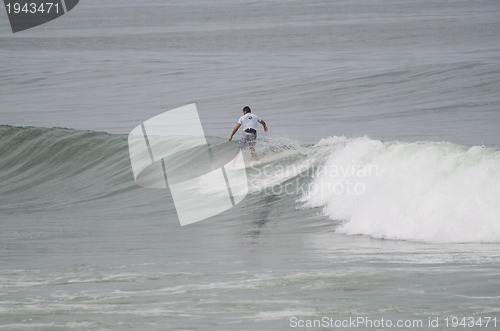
[301,136,500,243]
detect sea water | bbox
[1,0,500,330]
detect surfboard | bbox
[229,149,301,169]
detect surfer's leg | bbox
[250,148,257,161]
[231,136,247,166]
[249,135,258,161]
[239,135,247,150]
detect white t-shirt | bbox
[238,114,262,131]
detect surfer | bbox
[229,106,268,161]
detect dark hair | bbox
[242,106,251,113]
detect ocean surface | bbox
[1,0,500,330]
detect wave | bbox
[0,125,133,213]
[2,125,499,243]
[301,136,500,243]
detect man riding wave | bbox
[229,106,268,161]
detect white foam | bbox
[302,137,500,243]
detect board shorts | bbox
[239,132,257,149]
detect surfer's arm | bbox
[229,123,241,142]
[259,120,268,132]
